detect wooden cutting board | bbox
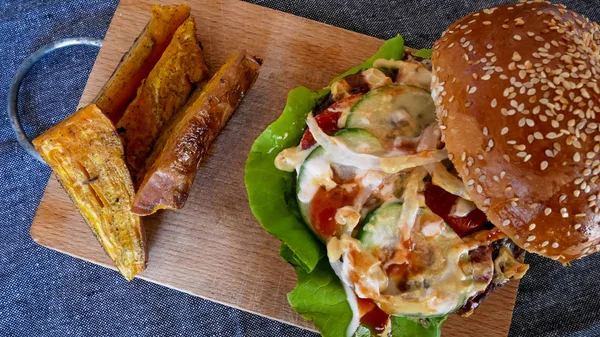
[30,0,519,335]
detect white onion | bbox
[380,149,448,173]
[427,162,471,200]
[306,113,381,170]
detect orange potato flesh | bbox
[95,4,191,124]
[116,16,209,177]
[132,51,261,215]
[33,104,146,281]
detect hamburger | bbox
[246,1,599,336]
[432,1,600,264]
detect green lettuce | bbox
[412,48,433,59]
[353,316,446,337]
[245,35,446,337]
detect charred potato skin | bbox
[33,105,147,281]
[117,16,209,175]
[132,51,261,215]
[95,4,191,123]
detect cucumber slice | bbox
[296,129,382,240]
[357,202,403,250]
[354,204,474,317]
[296,146,327,239]
[345,84,436,144]
[334,128,384,155]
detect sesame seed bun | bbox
[431,1,600,263]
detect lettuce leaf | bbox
[246,86,329,272]
[391,316,447,337]
[412,48,433,59]
[353,316,446,337]
[245,35,445,337]
[287,254,352,337]
[245,34,406,273]
[331,35,405,84]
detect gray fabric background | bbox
[1,0,599,336]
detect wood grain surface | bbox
[30,0,520,335]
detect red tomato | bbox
[299,94,363,150]
[424,184,489,237]
[300,110,340,149]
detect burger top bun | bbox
[431,1,600,263]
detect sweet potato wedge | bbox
[33,105,146,281]
[95,4,191,123]
[132,51,261,215]
[117,16,209,175]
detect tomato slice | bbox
[300,110,340,149]
[300,94,363,150]
[357,297,389,333]
[424,183,489,237]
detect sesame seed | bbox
[513,34,522,41]
[541,161,548,170]
[542,241,549,247]
[502,219,511,226]
[574,224,582,230]
[483,21,491,25]
[483,127,489,136]
[560,208,569,218]
[544,208,552,215]
[529,224,537,231]
[527,235,536,242]
[512,52,522,62]
[574,153,581,162]
[501,127,509,135]
[468,86,477,94]
[552,242,560,248]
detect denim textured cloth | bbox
[1,0,599,336]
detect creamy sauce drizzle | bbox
[274,145,313,172]
[272,61,497,332]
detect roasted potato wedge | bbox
[117,16,209,175]
[95,4,191,123]
[33,105,146,281]
[132,51,261,215]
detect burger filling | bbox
[274,52,529,336]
